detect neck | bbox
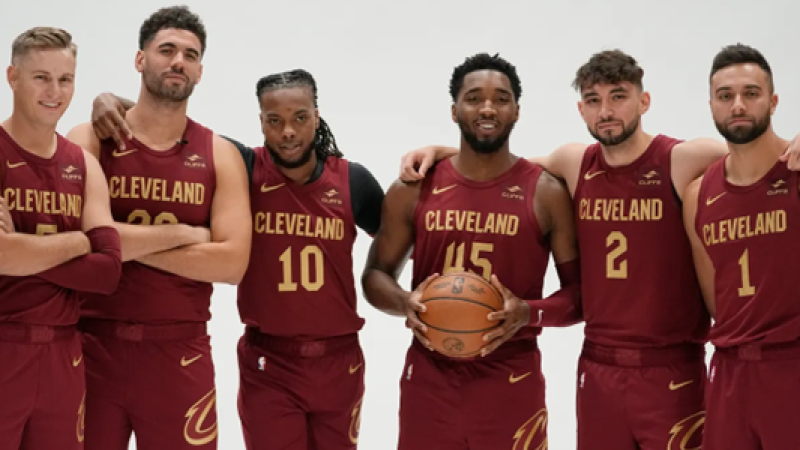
[279,152,319,184]
[600,129,653,167]
[453,139,516,181]
[1,114,57,158]
[126,88,189,150]
[725,128,787,186]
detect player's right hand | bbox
[91,93,133,151]
[188,225,212,244]
[0,196,14,234]
[399,146,438,182]
[404,273,439,350]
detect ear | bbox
[195,63,203,85]
[770,93,778,115]
[451,103,457,123]
[314,108,320,129]
[134,50,145,73]
[577,100,583,116]
[259,112,268,137]
[6,65,16,90]
[514,103,520,122]
[639,91,651,114]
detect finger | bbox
[108,127,126,151]
[417,157,433,177]
[481,330,514,356]
[93,121,114,141]
[116,109,134,139]
[412,329,433,350]
[482,325,508,343]
[417,273,440,291]
[406,312,427,332]
[486,310,509,322]
[490,274,510,297]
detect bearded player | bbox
[362,53,581,450]
[0,27,122,450]
[64,6,252,450]
[685,43,800,450]
[398,50,764,449]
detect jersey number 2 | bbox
[278,245,324,292]
[606,231,627,279]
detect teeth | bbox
[41,102,58,108]
[479,124,495,129]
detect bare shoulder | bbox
[66,122,100,158]
[385,179,422,221]
[683,175,705,209]
[536,168,571,200]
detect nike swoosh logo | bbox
[509,372,532,384]
[706,192,725,206]
[669,380,693,390]
[181,354,202,367]
[349,363,363,375]
[6,161,26,169]
[261,183,285,193]
[584,170,605,180]
[112,149,137,158]
[73,355,82,367]
[432,184,457,195]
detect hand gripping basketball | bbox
[404,273,440,350]
[481,275,531,356]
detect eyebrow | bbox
[463,87,513,96]
[158,42,200,58]
[715,84,762,93]
[583,86,628,98]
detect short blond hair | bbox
[11,27,77,64]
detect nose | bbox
[599,103,615,121]
[731,95,747,115]
[478,100,497,118]
[282,125,296,140]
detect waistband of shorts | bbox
[412,336,539,363]
[715,339,800,361]
[78,318,207,341]
[244,327,359,358]
[581,341,706,367]
[0,323,76,343]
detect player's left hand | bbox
[0,196,14,234]
[481,275,530,356]
[779,133,800,170]
[399,146,438,182]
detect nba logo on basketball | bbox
[257,356,266,371]
[451,276,465,294]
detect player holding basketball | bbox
[0,27,122,450]
[85,68,384,449]
[684,43,800,450]
[64,6,251,450]
[399,50,746,449]
[362,53,581,450]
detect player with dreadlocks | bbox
[86,68,384,450]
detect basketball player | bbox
[84,68,384,448]
[0,27,122,450]
[63,6,252,450]
[685,43,800,450]
[399,50,745,449]
[362,53,581,450]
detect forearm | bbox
[36,227,122,294]
[114,95,135,110]
[136,241,246,284]
[0,232,90,276]
[361,269,409,316]
[435,145,459,161]
[525,259,582,327]
[115,222,200,262]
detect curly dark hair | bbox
[572,49,643,92]
[449,53,522,102]
[139,5,207,55]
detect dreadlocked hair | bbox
[255,69,343,159]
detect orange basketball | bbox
[417,271,504,358]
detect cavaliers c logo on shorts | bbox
[183,388,218,446]
[512,408,547,450]
[667,411,704,450]
[348,396,363,444]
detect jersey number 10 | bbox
[278,245,324,292]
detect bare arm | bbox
[670,138,728,201]
[35,151,122,294]
[682,177,716,317]
[360,180,421,316]
[0,221,89,276]
[66,123,209,262]
[528,171,582,327]
[136,135,252,284]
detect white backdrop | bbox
[2,0,799,449]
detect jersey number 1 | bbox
[278,245,324,292]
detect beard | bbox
[143,70,196,103]
[266,142,315,169]
[714,113,770,145]
[458,119,515,154]
[588,116,639,146]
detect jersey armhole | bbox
[526,166,548,249]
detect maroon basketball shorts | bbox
[78,319,217,450]
[0,324,85,450]
[703,341,800,450]
[576,341,706,450]
[237,327,365,450]
[398,338,547,450]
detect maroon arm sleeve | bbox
[36,226,123,294]
[525,258,582,327]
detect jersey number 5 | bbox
[442,241,494,280]
[606,231,627,279]
[278,245,324,292]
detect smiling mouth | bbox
[39,101,60,109]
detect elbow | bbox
[220,251,249,285]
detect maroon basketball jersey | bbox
[237,150,361,339]
[574,135,709,348]
[81,118,216,324]
[695,158,800,347]
[0,127,86,325]
[412,157,550,345]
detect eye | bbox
[296,115,307,123]
[268,117,280,125]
